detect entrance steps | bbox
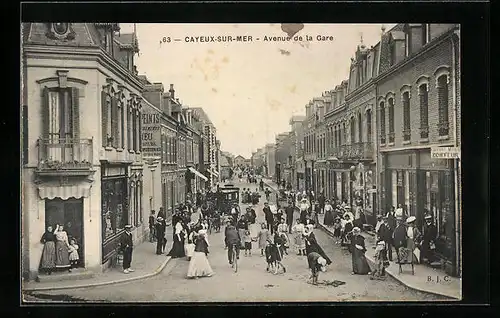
[37,268,95,283]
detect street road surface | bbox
[25,180,448,302]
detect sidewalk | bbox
[23,227,174,292]
[317,219,462,299]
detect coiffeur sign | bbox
[141,108,162,158]
[430,146,461,159]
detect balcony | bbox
[332,142,374,161]
[36,138,94,176]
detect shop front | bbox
[161,171,177,222]
[101,163,129,265]
[381,149,458,276]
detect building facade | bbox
[191,107,219,189]
[22,23,148,279]
[375,24,461,276]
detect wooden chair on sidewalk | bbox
[395,247,415,275]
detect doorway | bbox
[45,198,84,267]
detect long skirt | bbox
[167,235,186,258]
[323,211,334,226]
[187,252,214,278]
[249,223,259,241]
[352,249,371,275]
[294,233,305,250]
[185,243,195,258]
[40,241,56,270]
[55,241,70,268]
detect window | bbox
[350,117,355,144]
[101,178,128,241]
[101,92,112,147]
[388,98,395,143]
[419,84,429,139]
[119,101,124,148]
[161,133,167,163]
[132,109,137,151]
[342,123,346,145]
[402,91,411,141]
[358,113,362,143]
[366,109,372,143]
[127,101,132,150]
[437,75,450,136]
[380,101,386,144]
[137,109,142,152]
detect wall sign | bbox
[431,146,460,159]
[141,107,162,158]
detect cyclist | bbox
[224,222,241,266]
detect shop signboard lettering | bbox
[431,147,460,159]
[141,108,162,158]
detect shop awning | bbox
[189,167,208,181]
[38,183,92,200]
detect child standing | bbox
[68,238,79,269]
[243,230,252,256]
[333,217,342,244]
[292,219,306,256]
[257,222,271,256]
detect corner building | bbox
[22,23,147,279]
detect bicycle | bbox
[231,243,238,273]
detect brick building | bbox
[376,24,461,276]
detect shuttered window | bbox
[127,101,132,150]
[111,96,118,148]
[118,100,124,148]
[101,91,108,146]
[419,84,429,139]
[138,109,142,152]
[402,91,411,141]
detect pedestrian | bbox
[341,213,354,248]
[68,238,80,269]
[405,216,422,264]
[307,251,327,285]
[277,218,290,255]
[292,218,306,255]
[186,230,214,279]
[257,222,271,256]
[39,225,56,275]
[149,210,156,243]
[184,226,196,261]
[155,216,167,255]
[318,192,325,215]
[332,217,342,244]
[370,240,389,280]
[54,224,71,272]
[285,203,295,234]
[167,217,186,259]
[120,225,134,274]
[243,229,252,256]
[392,216,408,264]
[299,198,309,225]
[421,214,438,265]
[378,216,394,261]
[350,227,371,275]
[323,200,334,227]
[303,224,332,266]
[263,202,274,234]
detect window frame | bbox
[400,85,412,142]
[434,66,451,138]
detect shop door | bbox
[45,198,84,266]
[396,171,405,207]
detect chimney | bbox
[142,81,164,111]
[408,24,424,55]
[169,84,175,99]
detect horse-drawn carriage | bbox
[215,184,240,215]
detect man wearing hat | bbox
[120,225,134,274]
[378,215,394,261]
[263,202,274,234]
[421,213,438,264]
[392,215,408,263]
[155,216,167,255]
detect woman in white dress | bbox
[186,230,214,279]
[54,224,71,271]
[292,218,306,256]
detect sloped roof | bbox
[219,155,230,167]
[191,107,213,126]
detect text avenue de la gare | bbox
[160,34,334,44]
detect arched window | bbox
[350,116,356,144]
[358,113,362,143]
[366,109,372,143]
[380,101,386,144]
[402,91,411,141]
[388,98,395,143]
[418,82,429,139]
[437,75,450,136]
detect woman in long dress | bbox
[167,218,186,258]
[54,224,71,271]
[292,218,306,256]
[350,227,371,275]
[323,200,334,227]
[257,222,271,256]
[39,225,56,274]
[405,216,422,264]
[303,225,332,267]
[186,230,214,279]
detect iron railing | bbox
[37,138,93,171]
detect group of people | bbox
[39,223,80,275]
[241,188,261,205]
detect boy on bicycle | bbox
[225,223,241,265]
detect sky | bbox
[120,23,394,158]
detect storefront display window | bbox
[101,178,128,242]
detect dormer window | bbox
[53,23,69,35]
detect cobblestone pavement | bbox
[26,181,448,302]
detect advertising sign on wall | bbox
[141,107,162,158]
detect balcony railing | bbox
[37,138,93,174]
[332,142,374,160]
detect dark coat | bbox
[378,223,392,242]
[120,231,133,250]
[392,224,408,249]
[194,237,209,255]
[263,207,273,222]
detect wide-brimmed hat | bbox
[424,214,433,220]
[355,244,364,250]
[406,216,416,224]
[352,227,361,233]
[198,229,207,236]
